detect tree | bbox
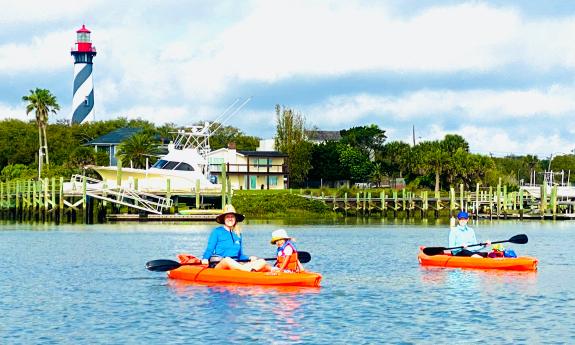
[274,105,311,186]
[413,140,449,192]
[117,133,160,169]
[289,141,314,186]
[339,145,374,182]
[340,124,387,157]
[379,141,412,178]
[203,122,260,151]
[308,141,344,183]
[22,88,60,178]
[442,134,469,155]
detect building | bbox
[304,130,341,144]
[206,146,288,190]
[71,25,97,124]
[85,128,143,166]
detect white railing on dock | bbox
[68,175,173,214]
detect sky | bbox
[2,0,575,158]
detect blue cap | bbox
[457,211,469,219]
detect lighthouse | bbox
[70,25,97,124]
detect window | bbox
[162,161,179,170]
[174,163,194,171]
[269,176,278,186]
[152,160,168,168]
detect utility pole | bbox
[412,125,416,146]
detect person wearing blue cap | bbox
[448,211,491,257]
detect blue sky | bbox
[2,0,575,158]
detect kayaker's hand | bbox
[201,259,208,265]
[462,243,468,249]
[486,240,492,247]
[249,256,257,261]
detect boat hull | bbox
[418,247,538,271]
[168,265,322,287]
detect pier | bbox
[304,181,575,220]
[2,176,575,223]
[0,175,230,224]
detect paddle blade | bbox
[297,251,311,263]
[508,234,528,245]
[422,247,447,256]
[146,259,182,272]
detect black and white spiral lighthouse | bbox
[70,25,97,124]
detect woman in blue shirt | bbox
[449,211,491,257]
[201,204,268,271]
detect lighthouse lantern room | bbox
[70,24,97,124]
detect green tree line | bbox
[275,105,570,191]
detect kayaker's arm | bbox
[202,229,220,260]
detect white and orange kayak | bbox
[168,265,322,287]
[418,247,538,271]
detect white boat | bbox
[87,124,222,193]
[519,170,575,198]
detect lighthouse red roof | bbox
[76,25,91,33]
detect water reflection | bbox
[167,280,319,343]
[419,266,538,292]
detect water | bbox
[1,220,573,344]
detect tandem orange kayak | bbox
[168,265,322,287]
[418,247,538,271]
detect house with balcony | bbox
[206,146,288,190]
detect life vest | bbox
[275,241,300,272]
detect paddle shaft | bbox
[422,234,528,256]
[146,251,311,272]
[443,238,506,251]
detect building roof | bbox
[305,130,341,142]
[77,24,91,33]
[238,150,287,157]
[85,127,143,146]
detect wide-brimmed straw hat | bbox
[216,204,245,224]
[270,229,291,244]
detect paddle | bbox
[422,234,528,256]
[145,251,312,272]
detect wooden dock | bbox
[2,176,574,223]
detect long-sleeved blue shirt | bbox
[202,226,249,260]
[448,224,485,255]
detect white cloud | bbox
[0,30,71,73]
[303,85,575,129]
[0,103,27,121]
[0,0,104,24]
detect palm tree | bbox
[117,133,160,169]
[22,88,60,177]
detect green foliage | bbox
[0,120,37,167]
[117,133,161,169]
[208,122,260,150]
[339,145,374,182]
[66,147,100,168]
[22,88,60,167]
[288,141,313,186]
[340,124,387,155]
[549,155,575,173]
[1,164,36,181]
[232,191,331,216]
[379,141,411,178]
[308,141,344,182]
[274,105,311,186]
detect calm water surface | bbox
[1,219,573,344]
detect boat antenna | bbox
[210,97,252,135]
[211,98,242,126]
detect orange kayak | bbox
[168,265,322,287]
[418,247,538,271]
